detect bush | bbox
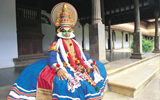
[130,37,154,52]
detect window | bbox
[126,34,128,42]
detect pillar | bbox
[89,0,109,63]
[129,33,131,47]
[130,0,145,59]
[112,30,116,49]
[108,20,112,50]
[153,11,160,53]
[91,0,102,24]
[121,32,124,48]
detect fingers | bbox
[58,75,60,80]
[62,70,67,80]
[57,70,68,81]
[58,74,64,81]
[58,74,62,80]
[60,75,63,81]
[63,74,67,80]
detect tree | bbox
[130,37,154,52]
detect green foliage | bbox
[130,37,154,52]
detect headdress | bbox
[50,2,78,38]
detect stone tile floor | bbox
[0,66,26,99]
[0,48,132,100]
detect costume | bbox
[7,2,108,100]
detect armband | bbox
[48,42,59,52]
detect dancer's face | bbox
[61,27,71,39]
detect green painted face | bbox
[61,28,71,38]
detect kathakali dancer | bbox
[7,2,108,100]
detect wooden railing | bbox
[16,5,43,55]
[16,5,39,19]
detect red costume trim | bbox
[37,65,56,89]
[71,39,86,66]
[62,39,76,68]
[36,65,57,99]
[59,26,71,30]
[62,39,88,69]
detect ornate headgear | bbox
[50,2,78,28]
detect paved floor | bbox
[85,48,132,62]
[0,48,138,100]
[0,66,26,99]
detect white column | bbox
[0,0,18,68]
[121,32,124,48]
[129,33,131,47]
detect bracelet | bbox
[56,68,61,73]
[54,64,61,72]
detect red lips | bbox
[64,35,70,37]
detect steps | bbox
[108,64,160,97]
[104,53,160,98]
[13,55,48,67]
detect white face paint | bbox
[57,32,75,39]
[57,27,75,39]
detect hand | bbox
[57,69,68,80]
[92,65,99,74]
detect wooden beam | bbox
[116,0,121,12]
[110,0,116,13]
[105,0,112,14]
[117,15,122,23]
[106,5,151,18]
[122,0,126,11]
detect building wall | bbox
[84,23,90,50]
[73,20,83,46]
[104,30,131,49]
[105,30,108,49]
[0,0,18,68]
[159,36,160,48]
[115,31,122,49]
[41,10,56,54]
[123,32,130,48]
